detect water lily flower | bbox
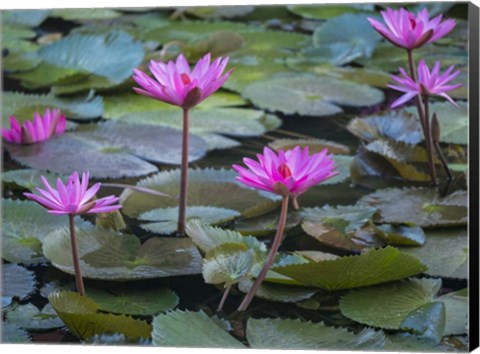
[368,7,455,50]
[2,108,66,144]
[24,171,122,296]
[132,53,233,109]
[233,146,338,199]
[233,146,337,311]
[132,53,233,235]
[389,60,461,108]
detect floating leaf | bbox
[2,91,103,121]
[313,13,381,65]
[139,206,240,235]
[273,246,426,290]
[2,199,92,264]
[1,322,31,343]
[152,310,244,348]
[347,111,422,144]
[223,64,294,93]
[233,211,302,237]
[120,168,280,218]
[185,6,255,19]
[6,303,64,330]
[246,318,385,350]
[340,278,466,336]
[238,279,317,303]
[2,169,69,192]
[86,286,178,316]
[203,243,254,285]
[43,226,202,280]
[374,224,425,246]
[50,8,122,20]
[269,138,350,155]
[48,291,151,340]
[2,264,36,304]
[400,302,446,344]
[357,188,467,227]
[242,74,384,116]
[287,4,374,19]
[405,101,468,145]
[400,228,468,279]
[2,9,49,26]
[38,31,144,83]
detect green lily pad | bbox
[186,219,267,254]
[43,226,203,280]
[233,211,302,237]
[405,101,468,145]
[48,291,151,340]
[152,310,244,348]
[86,287,178,316]
[400,228,468,279]
[313,13,381,65]
[2,199,92,264]
[203,243,255,285]
[2,264,36,305]
[401,302,446,344]
[6,303,64,330]
[223,64,295,93]
[357,188,467,227]
[185,6,255,19]
[287,4,374,19]
[139,206,240,235]
[268,138,350,155]
[2,9,49,26]
[120,168,280,218]
[347,111,422,144]
[50,8,122,20]
[238,278,317,303]
[3,48,41,73]
[9,63,82,89]
[1,322,31,343]
[38,31,144,84]
[246,317,385,350]
[2,91,103,121]
[242,74,384,117]
[374,224,425,246]
[273,246,426,290]
[340,278,467,336]
[300,205,378,252]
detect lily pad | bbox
[269,138,350,155]
[38,31,144,84]
[242,74,384,117]
[1,322,31,343]
[48,291,151,340]
[185,6,255,19]
[374,224,426,246]
[347,111,422,144]
[2,9,49,26]
[2,264,36,304]
[233,211,302,237]
[2,91,103,121]
[86,287,178,316]
[120,168,280,218]
[401,302,446,344]
[238,278,317,303]
[400,228,468,279]
[273,246,426,290]
[313,13,381,65]
[405,101,468,145]
[6,303,64,330]
[357,188,468,227]
[2,169,69,191]
[43,226,203,280]
[152,310,244,348]
[2,199,91,264]
[288,4,374,20]
[339,278,467,336]
[139,206,240,235]
[50,8,122,20]
[246,317,385,350]
[223,64,295,93]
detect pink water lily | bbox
[24,171,122,216]
[233,146,338,198]
[368,7,455,50]
[133,53,233,109]
[2,108,66,144]
[389,59,461,108]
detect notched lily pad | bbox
[1,322,32,343]
[2,169,68,191]
[374,224,426,246]
[120,168,280,218]
[269,138,350,155]
[2,264,36,305]
[6,303,64,330]
[273,246,426,290]
[43,226,203,280]
[238,278,317,303]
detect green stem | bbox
[69,214,85,296]
[177,108,190,235]
[237,196,289,312]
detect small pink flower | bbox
[24,171,122,215]
[132,53,233,109]
[389,59,461,108]
[233,146,338,198]
[2,108,66,145]
[368,7,455,50]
